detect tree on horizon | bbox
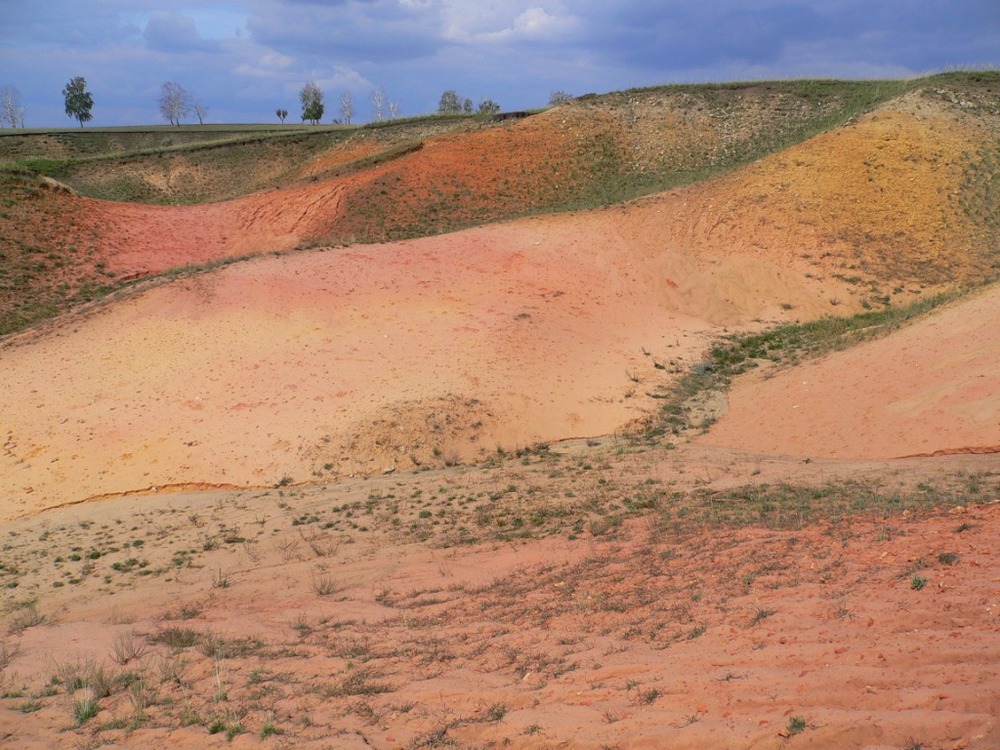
[62,76,93,127]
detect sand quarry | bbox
[1,83,999,749]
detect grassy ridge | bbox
[643,290,965,440]
[0,116,486,204]
[563,78,915,210]
[5,129,357,204]
[324,73,1000,245]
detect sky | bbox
[1,0,998,127]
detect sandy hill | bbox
[2,77,998,516]
[0,74,998,750]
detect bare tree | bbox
[388,99,400,120]
[0,87,24,127]
[192,97,208,125]
[339,91,353,125]
[159,81,191,126]
[549,90,573,106]
[276,108,288,123]
[370,87,386,122]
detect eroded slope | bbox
[1,81,998,515]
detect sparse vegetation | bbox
[111,628,148,665]
[749,607,776,627]
[6,600,45,634]
[310,568,342,596]
[73,695,99,725]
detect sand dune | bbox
[0,205,779,521]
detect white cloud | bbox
[442,2,580,44]
[234,50,296,79]
[513,7,572,38]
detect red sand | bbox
[0,448,998,749]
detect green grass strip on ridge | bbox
[644,288,968,440]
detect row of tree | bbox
[287,84,523,126]
[293,82,401,125]
[1,76,572,129]
[437,90,499,116]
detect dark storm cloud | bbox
[577,2,845,71]
[245,0,440,63]
[575,0,998,75]
[143,12,220,53]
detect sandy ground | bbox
[0,445,998,749]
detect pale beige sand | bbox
[704,284,1000,459]
[1,197,859,522]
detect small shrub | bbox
[112,629,148,665]
[485,703,507,722]
[310,569,342,596]
[325,667,391,697]
[151,626,202,649]
[260,717,283,738]
[73,695,99,725]
[7,603,45,634]
[749,607,776,626]
[787,715,807,736]
[0,638,17,670]
[686,625,707,640]
[910,576,927,591]
[179,702,201,726]
[639,688,661,705]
